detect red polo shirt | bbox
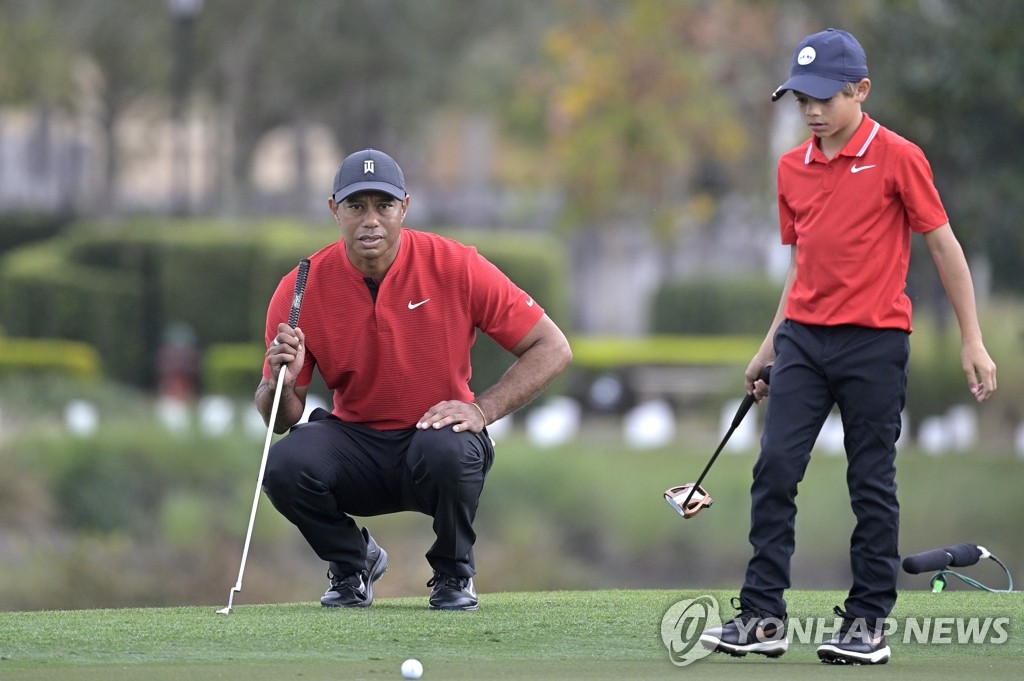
[778,113,949,331]
[264,229,544,430]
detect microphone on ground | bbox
[902,543,988,575]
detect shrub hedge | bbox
[0,218,994,424]
[0,336,101,380]
[0,212,69,254]
[650,276,779,335]
[0,220,568,394]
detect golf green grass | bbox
[1,589,1019,680]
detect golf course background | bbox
[1,318,1022,679]
[1,366,1020,612]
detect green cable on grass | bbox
[929,552,1014,593]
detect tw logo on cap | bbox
[363,160,375,174]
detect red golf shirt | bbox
[778,113,949,331]
[264,229,544,430]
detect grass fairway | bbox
[0,589,1019,680]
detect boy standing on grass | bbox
[700,28,996,665]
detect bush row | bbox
[0,220,568,393]
[650,276,779,335]
[0,336,101,380]
[0,212,70,254]
[0,218,987,422]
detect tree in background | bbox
[191,0,544,213]
[63,0,170,214]
[0,0,77,211]
[0,0,544,215]
[854,0,1024,295]
[501,0,781,231]
[0,0,1022,293]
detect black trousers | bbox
[262,408,495,579]
[740,320,909,620]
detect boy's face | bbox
[793,79,870,143]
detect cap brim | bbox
[333,181,406,203]
[771,74,847,102]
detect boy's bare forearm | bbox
[925,225,984,341]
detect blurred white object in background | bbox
[156,396,191,435]
[198,395,235,437]
[623,399,675,449]
[525,397,580,448]
[918,415,947,456]
[721,398,756,453]
[64,399,99,437]
[816,411,845,456]
[485,413,513,441]
[300,393,329,424]
[918,406,977,456]
[945,404,977,451]
[242,404,268,440]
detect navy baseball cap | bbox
[332,149,406,203]
[771,28,868,102]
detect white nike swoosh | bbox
[526,297,534,307]
[851,164,876,174]
[408,299,430,309]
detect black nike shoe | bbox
[426,571,479,611]
[320,528,388,608]
[817,606,891,665]
[699,597,788,658]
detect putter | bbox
[664,364,771,519]
[218,258,310,614]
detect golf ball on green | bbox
[401,658,423,679]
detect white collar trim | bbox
[803,120,881,164]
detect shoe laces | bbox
[833,606,883,640]
[426,572,469,591]
[731,596,781,623]
[327,570,364,594]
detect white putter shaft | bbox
[217,363,288,615]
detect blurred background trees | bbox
[0,1,1019,275]
[3,0,1021,324]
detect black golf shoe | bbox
[699,597,788,658]
[426,571,479,611]
[817,607,891,665]
[320,528,388,608]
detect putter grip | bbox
[288,258,310,328]
[730,365,772,428]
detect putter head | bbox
[217,586,239,614]
[664,483,713,518]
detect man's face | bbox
[329,191,409,272]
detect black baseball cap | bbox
[772,28,868,102]
[332,149,407,203]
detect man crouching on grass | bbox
[257,148,572,611]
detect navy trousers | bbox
[740,320,908,620]
[262,408,495,579]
